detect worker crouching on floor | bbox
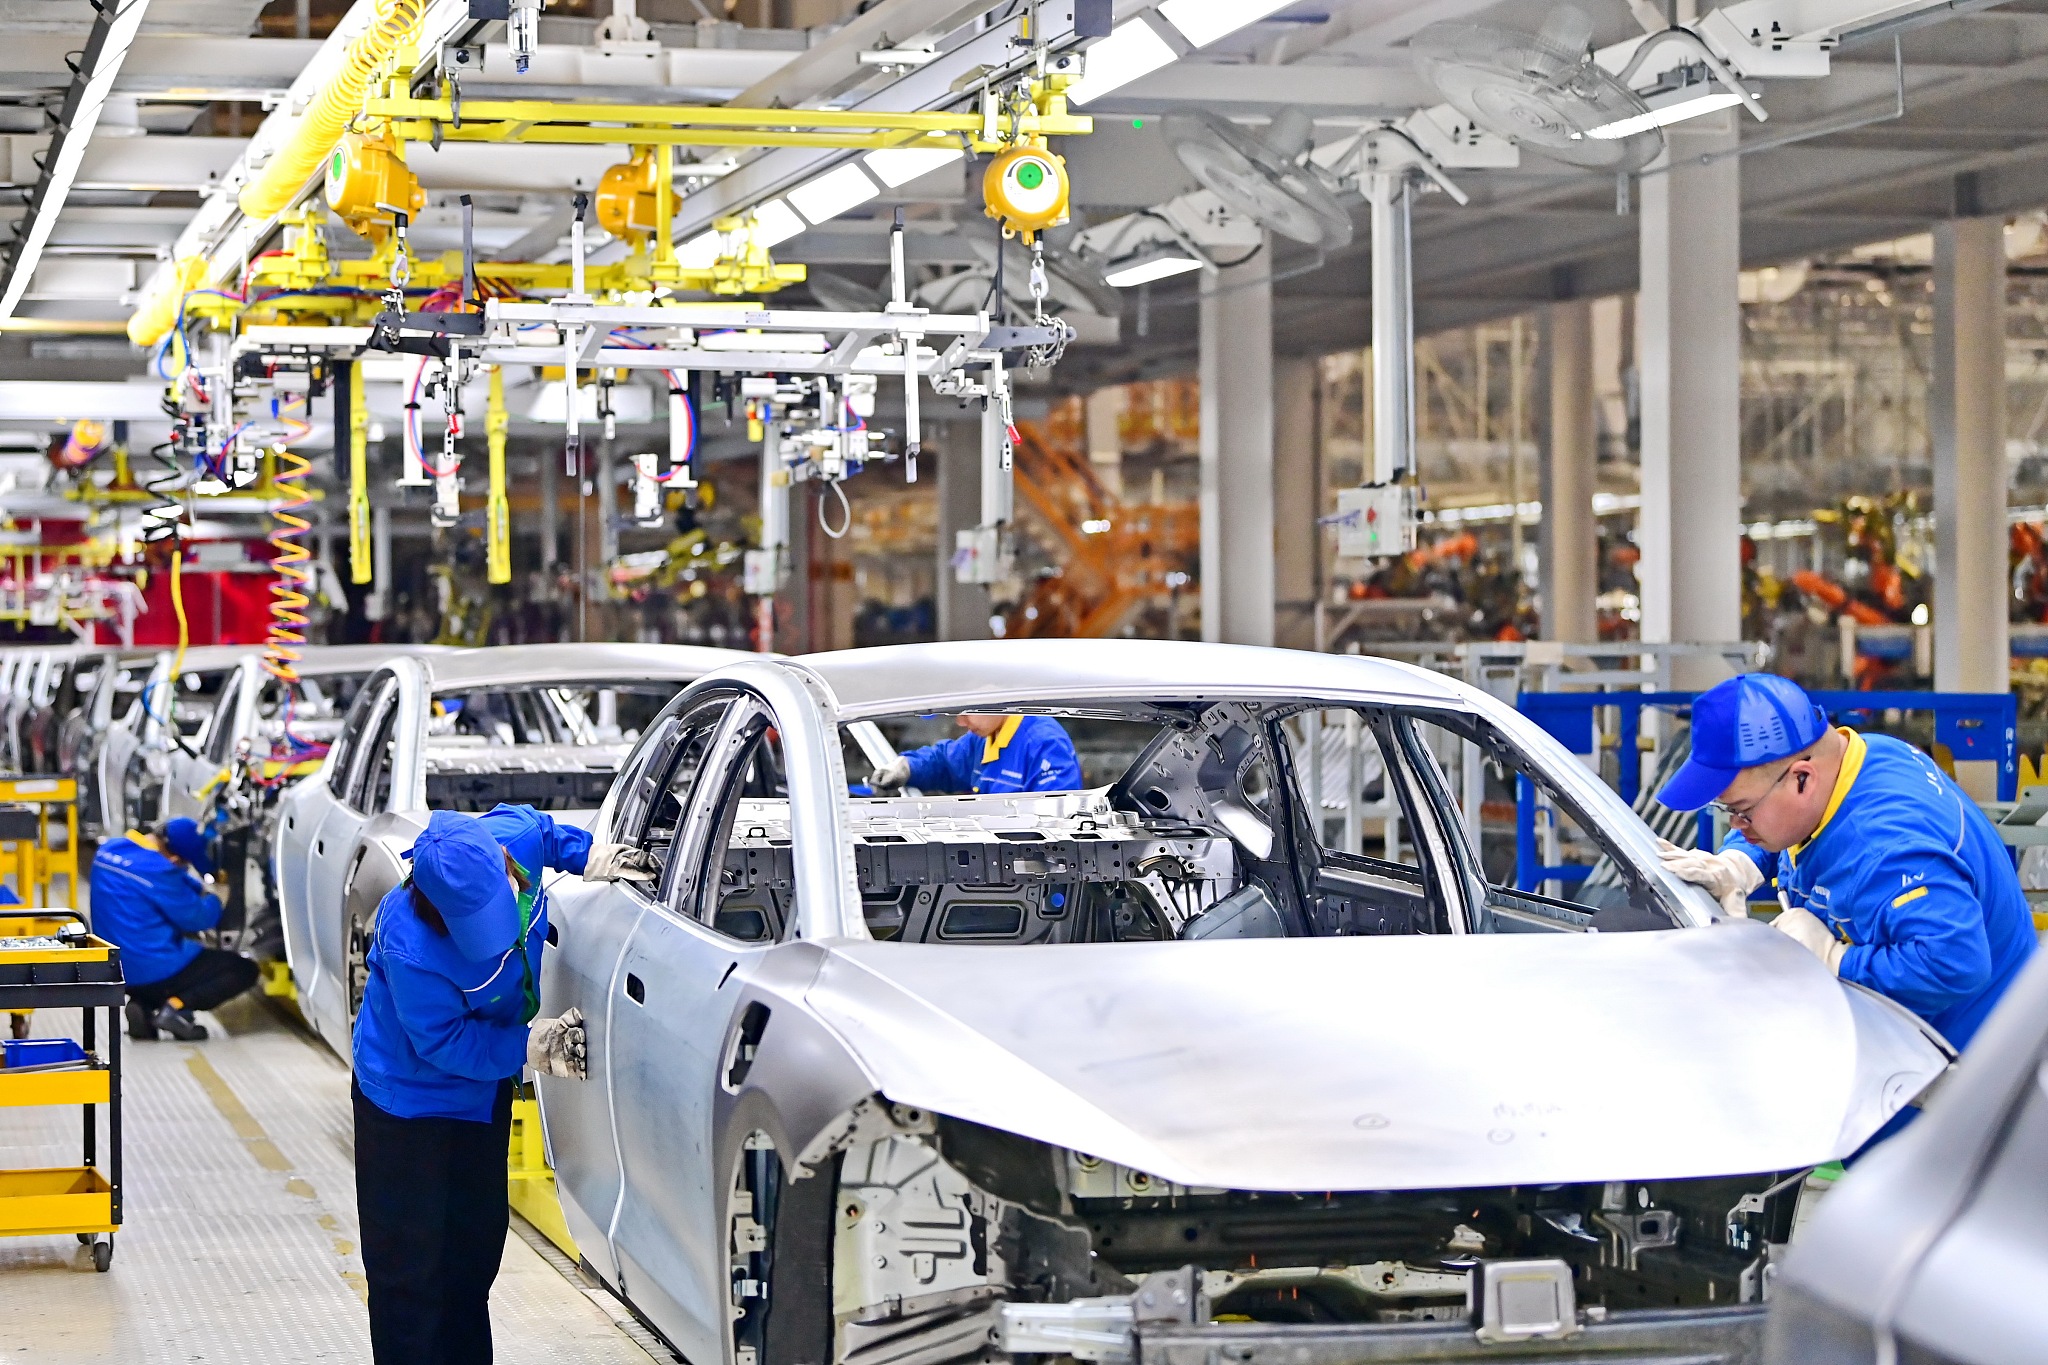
[869,713,1083,794]
[351,802,634,1365]
[1657,673,2036,1077]
[92,816,258,1041]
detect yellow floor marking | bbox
[184,1051,292,1172]
[184,1048,368,1303]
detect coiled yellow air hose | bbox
[238,0,427,221]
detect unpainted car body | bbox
[159,644,449,954]
[274,642,751,1057]
[63,649,157,836]
[521,640,1950,1365]
[95,644,261,836]
[1764,942,2048,1365]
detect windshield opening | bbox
[424,681,695,812]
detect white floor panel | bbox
[0,993,663,1364]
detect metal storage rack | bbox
[0,911,123,1270]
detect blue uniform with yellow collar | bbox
[351,804,591,1122]
[1726,730,2035,1049]
[902,714,1084,795]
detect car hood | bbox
[803,923,1947,1191]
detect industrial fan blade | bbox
[1410,4,1664,174]
[1163,112,1354,251]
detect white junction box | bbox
[1335,484,1416,560]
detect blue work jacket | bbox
[902,715,1083,794]
[90,833,221,987]
[1727,731,2036,1050]
[352,804,592,1122]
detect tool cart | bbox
[0,911,123,1270]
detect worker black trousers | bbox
[128,948,259,1013]
[353,1078,514,1365]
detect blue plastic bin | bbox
[2,1037,87,1068]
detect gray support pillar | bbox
[538,442,559,569]
[1274,355,1320,649]
[596,442,619,570]
[1198,246,1274,646]
[368,506,392,622]
[1541,298,1598,643]
[1637,114,1742,686]
[936,419,990,640]
[1933,214,2009,794]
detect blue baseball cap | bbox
[162,817,215,876]
[403,810,517,962]
[1657,673,1832,812]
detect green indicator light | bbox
[1016,161,1045,190]
[1132,118,1144,130]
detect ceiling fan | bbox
[1163,108,1354,251]
[1410,4,1665,175]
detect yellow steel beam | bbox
[348,360,371,586]
[486,366,510,586]
[365,94,1089,150]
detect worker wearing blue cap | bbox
[1657,673,2035,1054]
[91,815,258,1041]
[868,714,1084,795]
[350,802,629,1365]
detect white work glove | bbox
[526,1008,587,1080]
[583,843,658,883]
[1772,905,1847,973]
[868,755,911,794]
[1656,839,1763,918]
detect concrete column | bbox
[1085,386,1125,498]
[538,442,559,568]
[1198,246,1274,646]
[1933,214,2009,794]
[1541,298,1598,643]
[935,419,990,640]
[1637,113,1742,686]
[1273,355,1320,649]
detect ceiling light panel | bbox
[1157,0,1296,49]
[788,163,882,225]
[1588,90,1745,140]
[1105,254,1203,287]
[1067,17,1178,107]
[750,198,808,247]
[864,146,965,189]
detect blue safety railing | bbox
[1513,689,2018,891]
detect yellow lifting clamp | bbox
[347,359,372,586]
[486,367,511,585]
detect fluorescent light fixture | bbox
[864,146,965,188]
[1067,17,1178,107]
[788,164,880,226]
[676,231,723,269]
[1105,253,1204,287]
[1157,0,1296,49]
[1588,89,1746,140]
[0,0,154,319]
[750,198,807,248]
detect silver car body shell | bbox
[536,640,1950,1363]
[275,642,752,1059]
[95,644,262,833]
[160,644,451,826]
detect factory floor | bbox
[0,991,668,1364]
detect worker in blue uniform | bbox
[867,713,1084,795]
[91,816,257,1041]
[352,802,645,1365]
[1657,673,2035,1056]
